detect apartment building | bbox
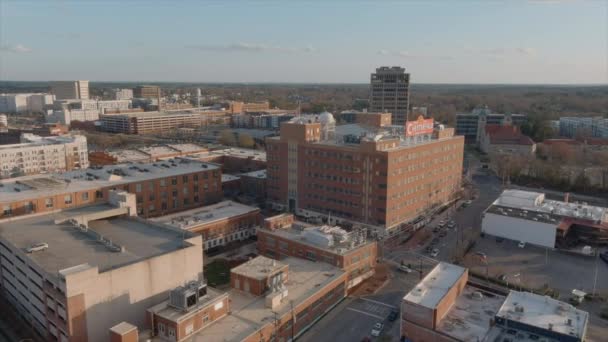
[0,159,222,220]
[0,133,89,178]
[99,110,228,134]
[0,192,205,342]
[266,112,464,236]
[228,101,271,114]
[50,81,89,100]
[257,214,378,290]
[455,106,527,144]
[401,262,588,342]
[369,66,410,125]
[112,88,134,100]
[559,116,608,139]
[152,200,261,251]
[0,93,55,114]
[133,85,161,99]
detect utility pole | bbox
[593,250,599,296]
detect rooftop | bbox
[489,190,607,223]
[138,145,178,157]
[166,143,206,153]
[436,286,505,342]
[186,147,267,162]
[260,222,372,255]
[222,174,241,182]
[231,255,286,280]
[190,257,344,342]
[151,200,259,231]
[497,291,589,339]
[241,169,266,179]
[0,134,85,151]
[100,110,226,119]
[108,149,150,163]
[0,204,197,277]
[403,262,467,309]
[148,287,228,324]
[0,159,219,204]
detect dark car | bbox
[600,252,608,264]
[388,310,399,321]
[433,227,440,233]
[496,237,504,243]
[439,231,447,237]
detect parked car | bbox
[430,238,439,245]
[388,310,399,321]
[439,231,447,237]
[399,265,413,273]
[433,227,440,233]
[26,242,48,253]
[474,251,487,258]
[496,237,504,243]
[498,274,507,281]
[518,241,526,248]
[430,249,439,257]
[600,252,608,264]
[371,323,384,337]
[438,220,446,228]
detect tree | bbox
[238,134,255,148]
[218,130,237,146]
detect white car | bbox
[518,241,526,248]
[399,265,413,273]
[430,249,439,257]
[370,322,384,337]
[26,242,48,253]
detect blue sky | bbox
[0,0,606,83]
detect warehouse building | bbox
[482,190,608,248]
[401,262,589,342]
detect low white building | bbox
[0,133,89,178]
[0,93,55,114]
[49,99,131,124]
[112,88,133,100]
[482,190,608,248]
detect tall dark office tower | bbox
[369,66,410,125]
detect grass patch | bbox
[204,259,231,287]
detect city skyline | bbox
[0,1,606,84]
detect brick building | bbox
[0,159,222,220]
[186,147,266,174]
[257,214,377,290]
[338,110,392,127]
[89,144,207,166]
[266,113,464,236]
[152,200,261,251]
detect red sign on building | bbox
[405,116,434,137]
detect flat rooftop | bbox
[166,143,206,153]
[489,190,607,223]
[403,262,467,309]
[0,134,82,151]
[138,145,178,156]
[231,255,286,280]
[497,291,588,340]
[260,222,373,255]
[221,174,241,182]
[0,159,219,204]
[190,257,344,342]
[149,287,228,324]
[0,204,196,276]
[108,149,150,163]
[436,286,505,341]
[188,147,267,161]
[151,200,259,231]
[240,169,266,179]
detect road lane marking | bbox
[346,307,385,320]
[359,297,397,309]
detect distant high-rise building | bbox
[50,80,89,100]
[133,85,161,99]
[369,66,410,125]
[112,88,134,100]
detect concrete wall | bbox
[482,213,557,248]
[64,235,203,342]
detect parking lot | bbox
[465,236,608,298]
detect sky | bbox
[0,0,606,84]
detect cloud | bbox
[378,49,455,60]
[188,42,317,54]
[0,44,32,53]
[476,47,537,56]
